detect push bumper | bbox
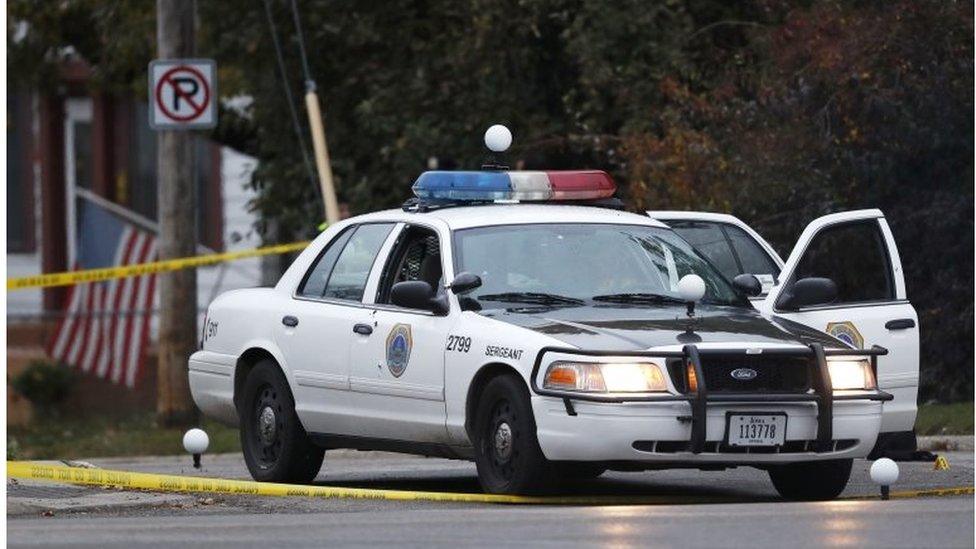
[530,343,892,463]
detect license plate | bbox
[727,414,787,447]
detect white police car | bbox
[189,133,901,500]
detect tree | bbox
[9,0,973,401]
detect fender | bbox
[234,337,296,394]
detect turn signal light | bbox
[686,362,699,393]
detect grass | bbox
[7,412,239,461]
[915,402,974,436]
[6,403,972,460]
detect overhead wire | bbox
[260,0,324,211]
[288,0,316,91]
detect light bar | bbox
[412,170,616,202]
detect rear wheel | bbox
[768,459,853,501]
[239,360,324,483]
[473,375,553,494]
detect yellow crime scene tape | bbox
[6,461,973,505]
[6,241,311,291]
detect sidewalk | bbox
[7,477,196,516]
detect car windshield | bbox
[453,223,748,307]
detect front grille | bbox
[633,439,858,454]
[667,354,814,394]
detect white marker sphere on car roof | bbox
[484,124,513,152]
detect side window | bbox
[322,223,395,302]
[668,221,739,280]
[297,228,354,297]
[377,226,442,304]
[723,225,779,278]
[792,221,893,304]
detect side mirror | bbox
[733,274,762,297]
[776,277,838,311]
[449,272,482,294]
[391,281,449,315]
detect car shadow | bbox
[312,473,774,502]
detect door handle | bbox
[353,323,373,336]
[885,318,915,330]
[282,315,299,328]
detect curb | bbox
[7,492,195,517]
[918,435,974,452]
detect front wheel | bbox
[472,375,554,494]
[239,360,324,483]
[768,459,853,501]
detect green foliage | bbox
[7,0,972,400]
[7,412,239,460]
[11,361,76,407]
[915,402,974,436]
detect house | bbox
[7,60,265,423]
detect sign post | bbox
[152,0,214,427]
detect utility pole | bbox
[156,0,198,426]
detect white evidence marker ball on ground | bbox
[183,428,210,455]
[484,124,513,152]
[870,458,899,486]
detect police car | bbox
[189,130,906,500]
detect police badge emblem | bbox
[826,321,864,349]
[385,323,413,377]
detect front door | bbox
[347,224,456,443]
[758,209,919,433]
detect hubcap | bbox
[258,406,277,445]
[493,422,513,461]
[251,384,284,468]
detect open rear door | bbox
[759,209,919,436]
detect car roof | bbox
[352,204,669,231]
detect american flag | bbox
[49,199,158,387]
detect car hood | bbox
[478,303,844,351]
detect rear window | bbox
[298,223,394,301]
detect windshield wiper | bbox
[591,292,687,305]
[478,292,585,306]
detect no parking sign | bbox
[148,59,217,130]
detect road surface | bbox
[7,451,974,548]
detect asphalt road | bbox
[7,451,974,548]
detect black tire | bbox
[768,459,853,501]
[472,375,553,494]
[239,360,324,483]
[554,462,607,480]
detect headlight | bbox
[827,358,876,390]
[543,361,669,393]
